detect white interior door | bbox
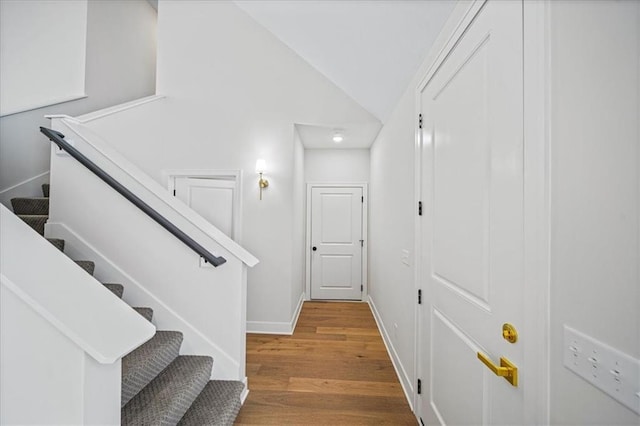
[418,1,526,424]
[174,177,236,239]
[310,186,363,300]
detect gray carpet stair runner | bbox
[10,183,243,425]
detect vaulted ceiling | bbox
[234,0,456,124]
[149,0,456,147]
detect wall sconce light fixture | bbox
[256,159,269,200]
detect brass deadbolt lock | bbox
[502,323,518,344]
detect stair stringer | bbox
[45,221,246,382]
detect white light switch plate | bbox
[564,325,640,415]
[401,249,410,266]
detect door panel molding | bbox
[431,308,485,426]
[165,169,242,242]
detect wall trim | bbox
[62,94,165,123]
[246,293,304,335]
[45,221,243,380]
[1,94,87,118]
[240,377,249,404]
[522,1,551,423]
[368,296,414,411]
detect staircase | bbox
[10,183,244,426]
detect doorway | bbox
[167,170,241,241]
[306,184,367,300]
[415,1,534,424]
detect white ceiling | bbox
[234,0,456,124]
[295,122,383,149]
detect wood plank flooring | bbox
[235,301,416,425]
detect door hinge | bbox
[361,196,364,203]
[418,113,423,129]
[417,378,422,394]
[361,284,363,292]
[418,201,422,216]
[418,289,422,304]
[173,189,176,196]
[360,239,364,247]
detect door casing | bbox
[305,183,368,301]
[412,0,550,423]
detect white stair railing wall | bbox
[45,113,257,385]
[0,204,155,425]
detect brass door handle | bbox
[477,352,518,387]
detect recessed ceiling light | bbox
[332,132,344,143]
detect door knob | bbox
[312,246,317,251]
[477,352,518,387]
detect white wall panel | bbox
[0,0,87,116]
[305,149,370,183]
[368,74,417,398]
[549,1,640,424]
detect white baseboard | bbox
[246,292,304,335]
[368,295,414,411]
[240,376,249,404]
[0,171,49,209]
[45,221,243,381]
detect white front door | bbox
[310,186,363,300]
[174,177,236,239]
[418,1,526,424]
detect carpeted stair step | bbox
[17,214,47,235]
[42,183,50,197]
[121,331,184,407]
[122,355,213,426]
[103,283,124,299]
[11,197,49,215]
[74,260,95,276]
[178,380,244,426]
[134,307,153,323]
[46,238,65,252]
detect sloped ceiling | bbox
[150,0,456,148]
[234,0,456,124]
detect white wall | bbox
[0,0,156,206]
[368,84,416,395]
[304,149,370,183]
[549,1,640,424]
[1,203,154,425]
[366,2,468,406]
[368,0,640,423]
[80,0,378,329]
[291,129,305,313]
[0,0,88,116]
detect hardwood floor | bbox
[235,301,416,425]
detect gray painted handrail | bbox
[40,126,226,267]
